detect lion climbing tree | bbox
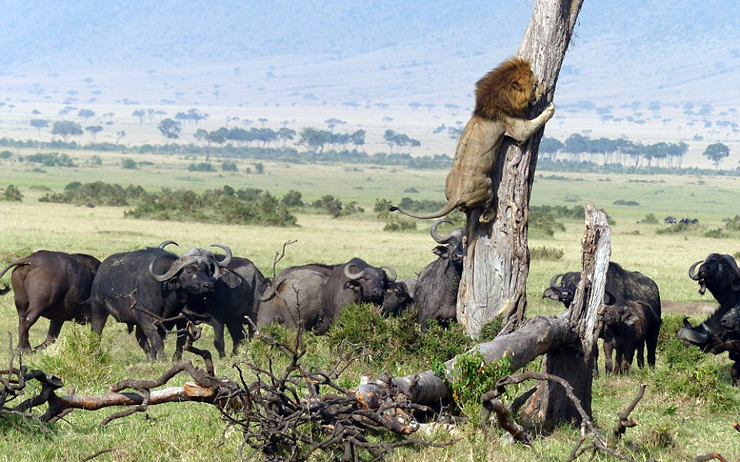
[457,0,585,336]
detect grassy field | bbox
[1,148,740,461]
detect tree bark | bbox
[457,0,585,337]
[522,203,610,425]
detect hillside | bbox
[1,1,739,168]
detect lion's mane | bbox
[474,57,535,121]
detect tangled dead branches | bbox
[226,327,454,461]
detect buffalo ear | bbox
[542,288,560,300]
[432,245,448,257]
[623,311,639,326]
[167,279,180,291]
[731,277,740,292]
[344,280,361,291]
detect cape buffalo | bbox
[257,258,396,333]
[321,258,396,328]
[543,261,662,371]
[413,219,464,329]
[602,301,648,375]
[179,249,267,358]
[381,281,413,317]
[678,253,740,383]
[0,250,101,352]
[257,264,337,331]
[90,244,229,361]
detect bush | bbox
[221,161,238,171]
[40,181,144,206]
[26,152,76,167]
[656,222,697,235]
[121,158,137,169]
[1,185,23,202]
[530,246,564,261]
[641,213,659,224]
[0,150,12,159]
[188,162,215,172]
[704,228,729,239]
[723,215,740,231]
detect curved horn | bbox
[549,273,564,288]
[676,327,710,345]
[149,255,198,282]
[210,243,232,267]
[688,260,703,280]
[158,240,179,250]
[724,254,740,277]
[381,266,397,282]
[430,218,456,244]
[344,263,367,280]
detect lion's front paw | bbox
[544,102,556,116]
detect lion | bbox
[390,57,555,225]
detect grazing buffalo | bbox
[257,264,337,331]
[663,216,677,225]
[413,219,464,329]
[0,251,100,352]
[381,281,413,317]
[180,249,267,358]
[258,258,396,333]
[602,301,648,374]
[543,261,662,371]
[678,253,740,383]
[90,244,229,361]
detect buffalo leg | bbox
[37,318,64,351]
[226,321,246,356]
[16,302,40,353]
[636,341,645,369]
[602,340,614,375]
[140,323,165,361]
[645,328,659,368]
[621,347,634,375]
[212,322,227,358]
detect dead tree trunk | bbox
[522,203,610,425]
[457,0,585,337]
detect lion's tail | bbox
[389,201,458,220]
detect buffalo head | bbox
[149,244,233,294]
[344,259,396,304]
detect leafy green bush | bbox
[0,150,13,159]
[188,162,215,172]
[26,152,76,167]
[723,215,740,231]
[530,246,564,261]
[40,181,144,206]
[704,228,729,239]
[1,185,23,202]
[656,222,697,235]
[641,213,659,224]
[613,199,640,206]
[221,161,237,171]
[121,157,137,169]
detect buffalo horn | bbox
[344,263,367,280]
[430,218,456,244]
[676,326,710,345]
[724,254,740,277]
[688,260,703,281]
[381,266,397,282]
[549,273,564,289]
[158,240,179,250]
[149,255,198,282]
[210,243,232,267]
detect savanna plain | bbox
[1,147,740,462]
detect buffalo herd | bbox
[2,224,740,384]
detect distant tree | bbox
[325,118,345,131]
[539,136,564,161]
[157,118,182,141]
[297,127,332,162]
[408,102,422,110]
[30,119,49,137]
[85,125,103,142]
[563,133,588,162]
[350,129,366,152]
[2,185,23,202]
[115,130,126,144]
[51,120,83,142]
[121,158,137,169]
[383,129,417,153]
[703,142,730,169]
[277,127,296,146]
[132,109,146,125]
[78,109,95,122]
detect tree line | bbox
[541,134,733,169]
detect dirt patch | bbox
[662,300,716,317]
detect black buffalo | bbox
[381,281,413,317]
[90,245,229,361]
[0,250,101,352]
[602,301,648,375]
[543,261,662,371]
[257,264,337,331]
[413,218,464,329]
[180,249,267,358]
[257,258,396,333]
[678,253,740,383]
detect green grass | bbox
[2,150,740,461]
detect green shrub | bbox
[723,215,740,231]
[26,152,76,167]
[530,246,564,261]
[188,162,215,172]
[641,213,659,224]
[704,228,729,239]
[2,185,23,202]
[382,214,417,232]
[656,222,696,235]
[121,158,137,169]
[0,150,13,159]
